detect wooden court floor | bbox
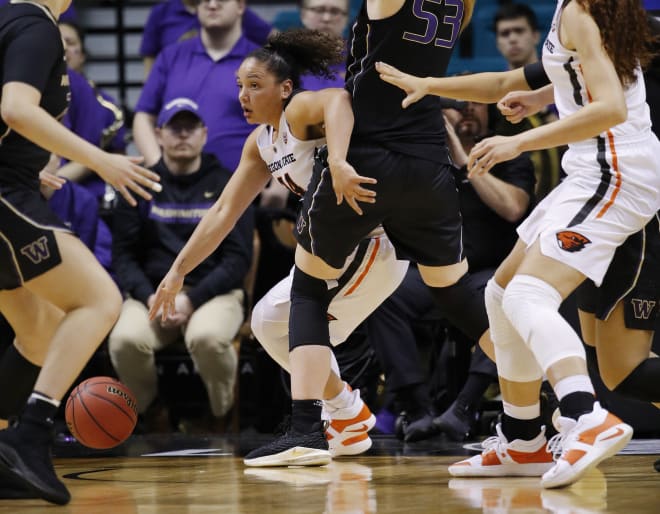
[1,434,659,513]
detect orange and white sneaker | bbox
[448,424,554,477]
[325,387,376,458]
[541,402,632,489]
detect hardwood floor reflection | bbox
[0,454,658,513]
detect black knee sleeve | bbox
[429,272,489,342]
[613,358,660,402]
[289,267,335,351]
[0,344,41,419]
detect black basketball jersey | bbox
[0,3,69,190]
[346,0,464,163]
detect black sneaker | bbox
[0,472,38,500]
[433,400,476,442]
[403,411,441,442]
[243,423,331,467]
[654,458,660,472]
[0,424,71,505]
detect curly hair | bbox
[574,0,657,86]
[247,29,345,89]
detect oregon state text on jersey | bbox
[256,110,325,196]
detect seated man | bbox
[108,99,253,431]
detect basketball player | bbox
[148,29,408,464]
[376,0,658,488]
[0,0,160,505]
[234,0,517,467]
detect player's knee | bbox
[501,274,562,343]
[290,266,334,350]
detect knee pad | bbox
[289,267,335,351]
[429,272,489,341]
[484,278,543,382]
[503,274,585,372]
[613,358,660,402]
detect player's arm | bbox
[376,62,530,108]
[148,127,271,320]
[287,88,377,215]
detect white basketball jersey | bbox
[256,110,326,197]
[542,0,652,153]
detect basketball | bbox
[65,377,138,449]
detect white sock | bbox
[554,375,594,401]
[325,382,353,410]
[30,391,60,408]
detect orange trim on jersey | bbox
[579,65,622,219]
[343,238,380,296]
[596,131,621,218]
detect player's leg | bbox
[0,231,122,504]
[447,241,552,477]
[505,241,632,488]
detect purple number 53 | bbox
[403,0,464,48]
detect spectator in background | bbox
[133,0,258,172]
[40,154,113,276]
[491,3,562,200]
[299,0,350,89]
[57,21,127,206]
[109,99,253,432]
[368,100,535,442]
[140,0,273,78]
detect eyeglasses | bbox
[303,5,348,17]
[197,0,235,5]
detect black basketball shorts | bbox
[295,144,464,269]
[0,188,70,290]
[577,213,659,330]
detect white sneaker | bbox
[449,424,554,477]
[325,387,376,457]
[542,402,632,489]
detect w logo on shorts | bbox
[20,236,51,264]
[630,299,657,320]
[556,231,591,252]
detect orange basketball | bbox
[65,377,138,449]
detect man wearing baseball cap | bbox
[109,97,254,432]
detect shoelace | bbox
[546,432,565,461]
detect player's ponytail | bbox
[248,29,345,89]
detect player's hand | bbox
[148,270,185,323]
[497,90,544,124]
[328,158,377,216]
[467,135,523,177]
[160,294,194,328]
[92,153,161,207]
[38,169,65,190]
[375,61,428,108]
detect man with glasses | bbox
[110,98,253,433]
[298,0,351,90]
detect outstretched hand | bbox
[93,153,162,207]
[375,61,428,108]
[148,270,185,323]
[328,158,377,216]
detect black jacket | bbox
[112,153,253,308]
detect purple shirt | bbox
[136,35,258,171]
[49,180,113,274]
[63,68,127,201]
[301,61,346,91]
[140,0,271,57]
